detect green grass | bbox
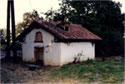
[52,57,124,83]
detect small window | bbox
[64,26,70,31]
[34,32,43,42]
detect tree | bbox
[44,8,56,21]
[16,10,43,36]
[45,0,124,56]
[73,0,124,56]
[0,29,5,44]
[44,0,72,22]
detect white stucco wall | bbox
[22,28,95,66]
[60,42,95,65]
[22,28,61,66]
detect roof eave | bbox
[55,38,102,42]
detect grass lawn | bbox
[52,56,124,83]
[1,56,124,83]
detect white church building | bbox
[17,20,101,66]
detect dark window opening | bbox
[64,26,70,31]
[56,22,71,31]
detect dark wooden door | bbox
[34,47,44,61]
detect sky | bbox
[0,0,125,29]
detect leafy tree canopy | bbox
[16,10,43,36]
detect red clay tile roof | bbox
[17,20,102,42]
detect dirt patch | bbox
[1,61,80,83]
